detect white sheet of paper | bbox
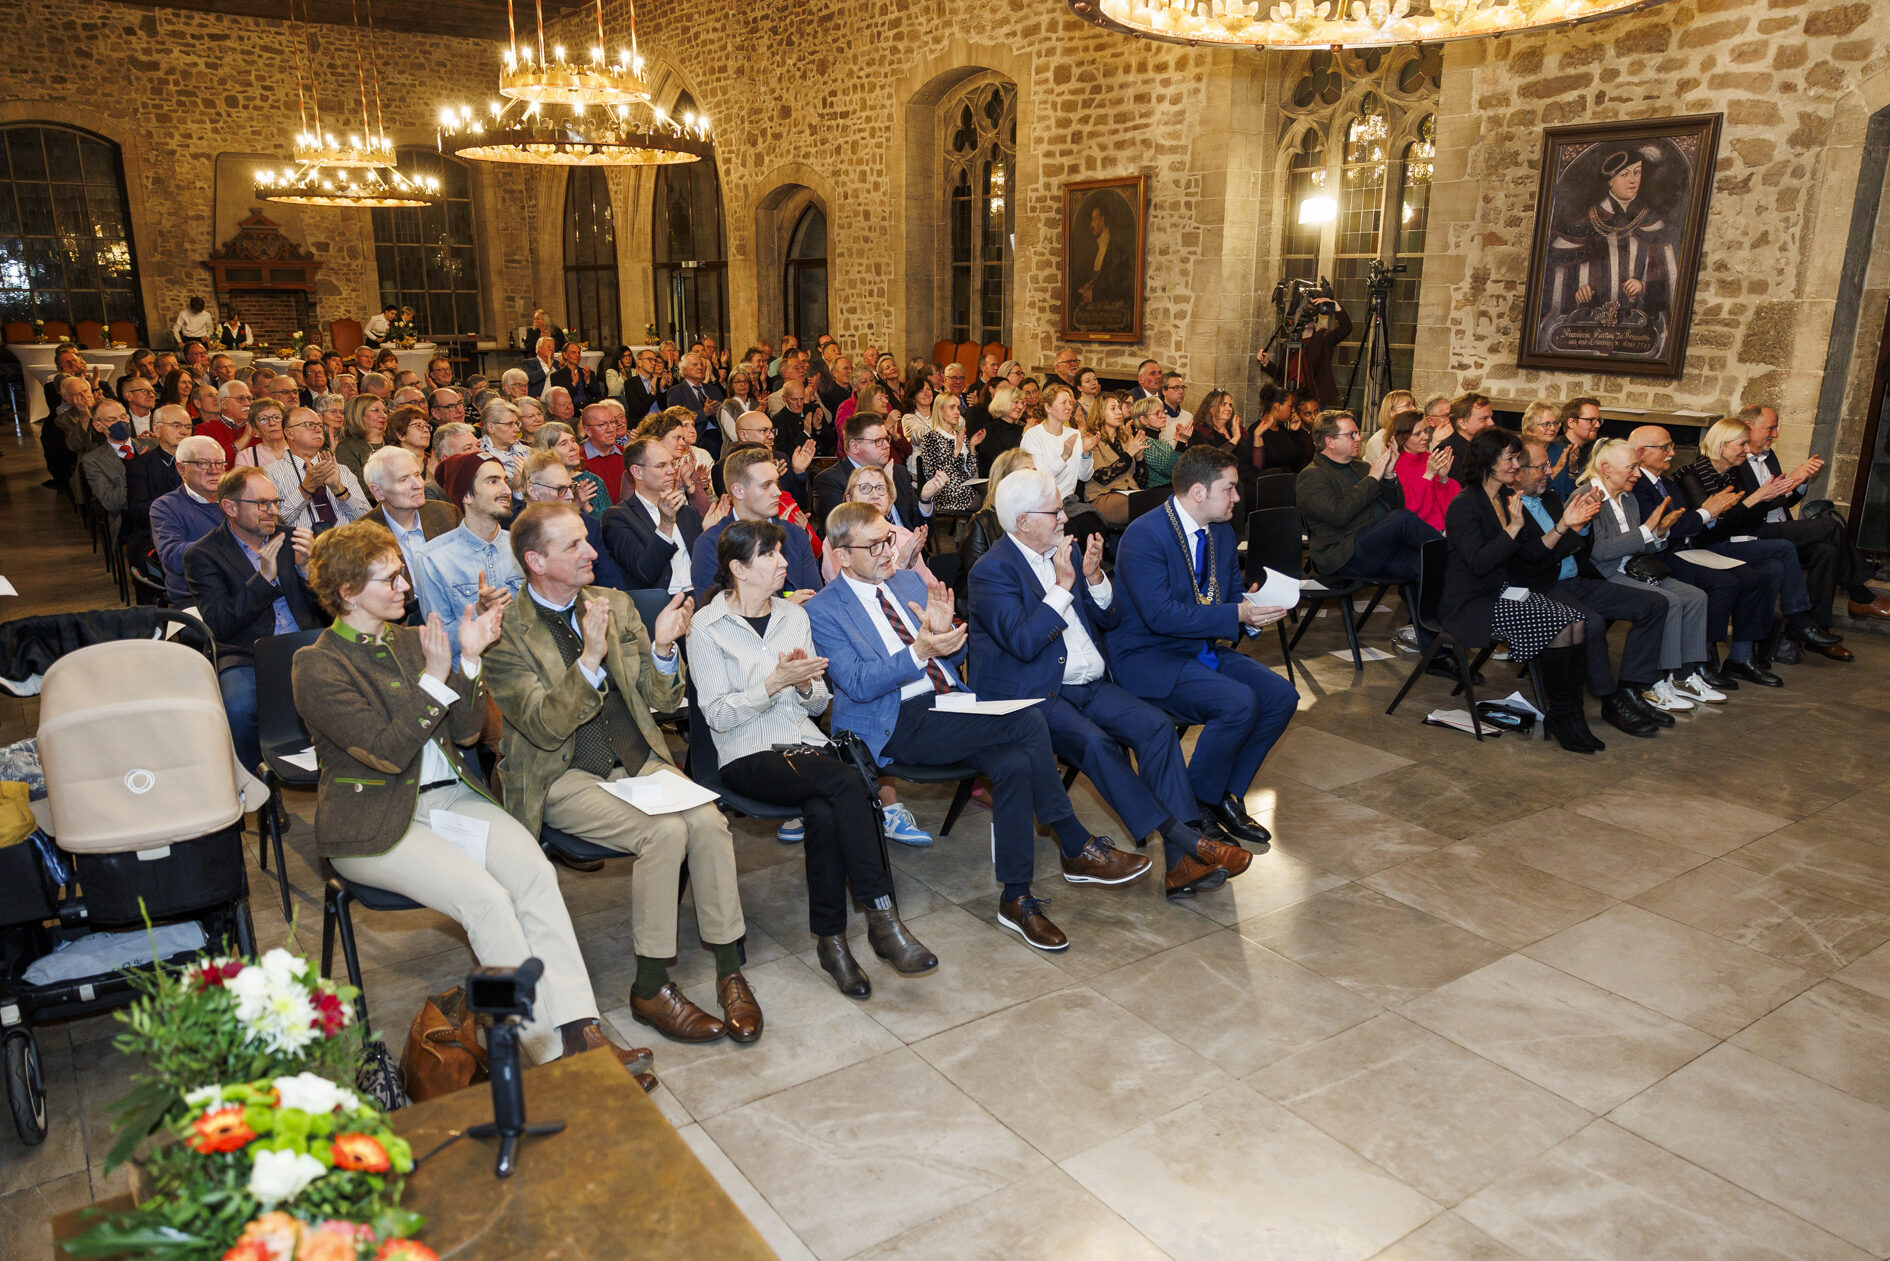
[1501,586,1531,602]
[428,809,490,866]
[597,768,722,815]
[1331,646,1395,662]
[0,576,16,597]
[1674,549,1746,570]
[1425,708,1495,735]
[1245,566,1301,612]
[279,747,319,772]
[933,693,1042,715]
[1500,690,1544,719]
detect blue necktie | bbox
[1193,528,1218,668]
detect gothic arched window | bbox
[942,76,1015,345]
[371,148,480,335]
[563,167,619,348]
[0,124,144,341]
[651,92,727,349]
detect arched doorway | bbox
[650,92,727,349]
[0,123,146,342]
[784,204,827,342]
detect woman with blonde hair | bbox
[1362,389,1417,463]
[819,464,928,583]
[918,389,984,515]
[975,383,1028,474]
[334,394,387,486]
[1082,391,1146,525]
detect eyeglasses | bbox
[857,436,892,448]
[180,459,228,470]
[1020,508,1067,522]
[739,427,776,440]
[1636,442,1675,453]
[529,481,576,499]
[285,420,324,433]
[838,537,894,555]
[363,573,406,589]
[234,497,283,510]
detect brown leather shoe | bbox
[716,972,764,1044]
[1194,836,1253,879]
[1848,596,1890,623]
[629,983,727,1043]
[1059,836,1153,886]
[571,1020,655,1080]
[998,895,1068,951]
[1807,641,1855,661]
[1164,855,1230,898]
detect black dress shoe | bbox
[1602,691,1660,738]
[1788,623,1842,648]
[1621,687,1674,728]
[1199,794,1271,848]
[816,934,870,999]
[1698,666,1737,691]
[1720,660,1784,687]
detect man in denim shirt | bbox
[414,453,522,650]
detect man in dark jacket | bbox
[1295,412,1437,582]
[183,466,322,771]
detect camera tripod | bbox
[1342,263,1399,419]
[466,1015,565,1178]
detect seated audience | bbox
[480,399,531,484]
[1020,383,1097,510]
[1431,392,1493,469]
[151,435,229,601]
[1083,391,1147,526]
[127,405,192,541]
[808,502,1147,952]
[1298,410,1440,586]
[812,414,935,535]
[551,342,608,408]
[1439,429,1606,753]
[484,503,759,1044]
[725,410,818,532]
[820,466,929,585]
[413,453,524,631]
[362,446,461,615]
[970,469,1251,896]
[234,398,290,470]
[517,449,625,589]
[193,380,253,464]
[77,399,137,528]
[603,437,703,594]
[1388,407,1460,531]
[1112,446,1297,849]
[1360,389,1417,465]
[334,395,387,487]
[184,466,322,770]
[426,421,479,500]
[689,520,936,997]
[1135,396,1186,488]
[972,384,1028,477]
[957,450,1036,605]
[916,391,984,517]
[1546,396,1602,499]
[293,519,654,1083]
[692,446,821,597]
[536,421,608,519]
[268,407,368,535]
[385,404,433,476]
[622,348,667,418]
[664,351,724,456]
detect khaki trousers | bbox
[331,783,597,1065]
[542,757,746,960]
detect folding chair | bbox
[253,628,325,920]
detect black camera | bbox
[1366,259,1408,293]
[1272,276,1336,336]
[467,958,543,1021]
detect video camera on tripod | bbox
[1271,275,1336,340]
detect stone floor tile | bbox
[1630,859,1890,972]
[1370,1212,1525,1260]
[1264,795,1457,879]
[1562,777,1793,855]
[1522,903,1814,1038]
[1183,847,1351,928]
[1729,979,1890,1109]
[1468,806,1712,900]
[1399,954,1714,1112]
[1062,1083,1440,1261]
[854,1166,1169,1261]
[699,1048,1049,1260]
[1361,842,1614,949]
[1261,724,1415,791]
[672,1123,818,1261]
[1720,827,1890,915]
[1251,1014,1591,1206]
[1831,939,1890,1000]
[1611,1045,1890,1256]
[916,987,1228,1161]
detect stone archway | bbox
[752,165,837,348]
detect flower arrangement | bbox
[644,321,658,342]
[291,330,307,353]
[68,1073,428,1260]
[103,949,362,1171]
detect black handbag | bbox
[1624,555,1671,585]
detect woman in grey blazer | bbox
[1584,439,1719,702]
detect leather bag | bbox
[1623,555,1671,586]
[399,987,489,1103]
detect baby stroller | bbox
[0,608,265,1145]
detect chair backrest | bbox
[1412,536,1452,634]
[42,319,71,342]
[681,673,726,791]
[108,319,139,348]
[1250,470,1296,512]
[254,628,326,757]
[1,321,30,344]
[75,319,105,349]
[1244,506,1304,587]
[1125,486,1171,522]
[953,341,980,376]
[931,340,954,368]
[980,341,1007,364]
[625,588,675,639]
[329,318,365,357]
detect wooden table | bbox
[55,1050,772,1261]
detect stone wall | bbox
[1413,0,1890,474]
[0,0,539,344]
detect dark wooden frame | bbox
[1516,114,1721,378]
[1060,174,1148,344]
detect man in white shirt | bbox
[364,303,398,346]
[267,407,368,535]
[968,470,1238,897]
[121,376,159,437]
[171,297,215,346]
[600,438,702,593]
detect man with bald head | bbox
[1734,404,1890,624]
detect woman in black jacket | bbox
[1440,428,1606,753]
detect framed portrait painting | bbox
[1061,175,1147,343]
[1517,114,1722,377]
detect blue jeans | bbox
[219,664,261,775]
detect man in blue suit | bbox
[968,470,1253,899]
[807,501,1150,953]
[602,438,703,594]
[1112,446,1298,847]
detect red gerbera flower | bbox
[189,1105,257,1154]
[311,990,348,1037]
[330,1132,392,1173]
[195,960,246,989]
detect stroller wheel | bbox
[5,1031,48,1146]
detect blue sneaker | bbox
[881,803,934,847]
[775,818,805,844]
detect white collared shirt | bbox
[637,493,694,594]
[841,572,963,700]
[1007,535,1112,685]
[1172,498,1214,582]
[1747,452,1788,523]
[1599,480,1658,574]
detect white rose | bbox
[257,948,308,987]
[183,1085,225,1108]
[272,1072,356,1116]
[247,1148,327,1205]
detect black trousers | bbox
[880,695,1086,892]
[1755,514,1872,623]
[722,749,889,937]
[1549,576,1669,693]
[1667,553,1777,644]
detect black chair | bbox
[1241,507,1312,689]
[625,587,688,727]
[1124,486,1170,522]
[1287,553,1411,672]
[320,866,423,1031]
[253,628,326,920]
[1385,537,1497,739]
[1249,471,1297,512]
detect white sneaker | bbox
[1393,625,1420,654]
[1673,671,1727,704]
[1643,678,1696,712]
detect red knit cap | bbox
[437,451,500,508]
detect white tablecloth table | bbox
[9,345,140,424]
